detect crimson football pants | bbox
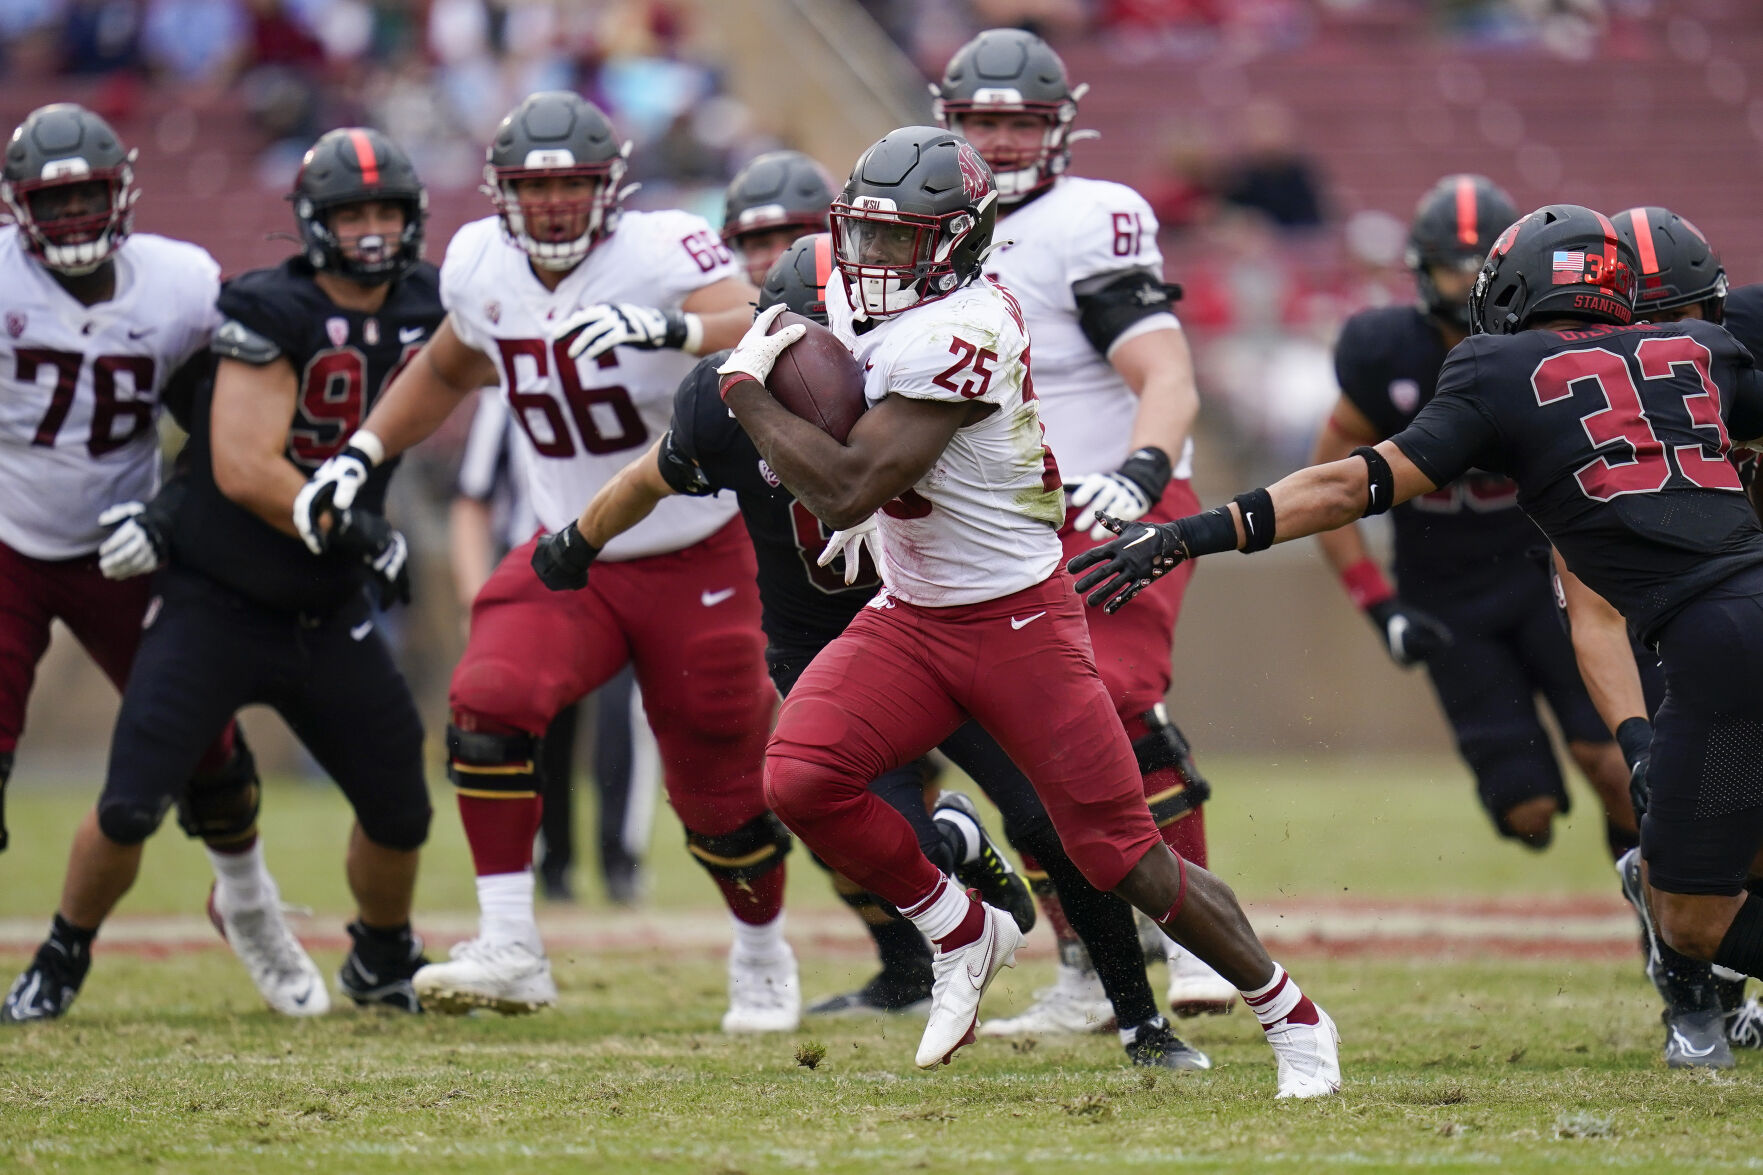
[449,519,773,840]
[765,571,1165,908]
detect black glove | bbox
[1068,515,1191,613]
[1616,716,1653,818]
[1364,598,1454,666]
[532,521,600,591]
[329,509,411,608]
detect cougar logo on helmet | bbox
[956,142,992,202]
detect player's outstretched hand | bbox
[1068,446,1171,540]
[295,441,377,554]
[1067,513,1188,614]
[328,509,410,608]
[558,303,691,360]
[716,303,804,393]
[817,514,883,585]
[1364,598,1453,666]
[531,521,601,592]
[97,499,170,580]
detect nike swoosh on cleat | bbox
[1671,1029,1716,1058]
[350,620,373,641]
[1010,612,1046,630]
[701,588,736,607]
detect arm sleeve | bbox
[1388,346,1501,487]
[1071,268,1180,357]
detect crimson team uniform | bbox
[439,211,776,911]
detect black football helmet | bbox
[2,103,138,275]
[831,126,998,321]
[482,91,629,271]
[722,151,835,247]
[756,232,833,326]
[1406,174,1519,330]
[289,127,426,285]
[933,28,1087,203]
[1469,204,1638,336]
[1614,206,1727,323]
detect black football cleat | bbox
[1,937,89,1025]
[1664,1009,1735,1070]
[805,965,932,1016]
[934,791,1037,935]
[1124,1016,1212,1071]
[337,921,428,1013]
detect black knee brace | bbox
[685,812,793,884]
[0,749,11,852]
[1134,703,1212,826]
[176,740,261,845]
[446,723,541,796]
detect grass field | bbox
[2,753,1759,1173]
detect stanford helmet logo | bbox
[955,142,992,202]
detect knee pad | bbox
[176,740,261,845]
[1133,703,1212,826]
[1463,739,1570,841]
[357,794,433,853]
[685,811,793,884]
[98,794,173,846]
[447,721,541,797]
[682,631,768,738]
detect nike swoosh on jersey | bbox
[1010,612,1046,629]
[399,327,424,343]
[350,620,374,641]
[701,588,736,607]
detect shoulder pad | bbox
[211,318,283,364]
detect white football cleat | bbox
[978,961,1115,1037]
[1268,1004,1342,1098]
[721,943,801,1033]
[207,883,328,1017]
[413,937,557,1015]
[1166,944,1238,1017]
[916,903,1022,1069]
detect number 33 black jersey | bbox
[1392,317,1763,642]
[172,256,444,612]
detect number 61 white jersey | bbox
[0,226,220,560]
[441,211,740,561]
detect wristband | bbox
[718,371,755,401]
[1231,487,1276,552]
[1172,506,1239,558]
[1352,445,1393,516]
[1340,556,1395,610]
[1615,717,1653,772]
[680,312,705,355]
[349,429,386,467]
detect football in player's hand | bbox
[763,310,867,443]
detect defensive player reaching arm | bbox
[719,126,1338,1094]
[1075,205,1763,1005]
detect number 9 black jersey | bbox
[172,256,444,613]
[1392,317,1763,643]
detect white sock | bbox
[477,871,540,951]
[1241,962,1302,1028]
[901,875,971,943]
[933,808,982,865]
[731,912,787,958]
[208,842,271,910]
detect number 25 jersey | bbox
[0,226,220,560]
[441,212,740,560]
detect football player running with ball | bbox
[1073,205,1763,1018]
[933,28,1235,1025]
[0,104,255,1023]
[718,125,1339,1094]
[296,92,795,1031]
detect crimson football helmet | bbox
[1469,204,1638,335]
[1,103,138,276]
[482,91,629,271]
[933,28,1088,204]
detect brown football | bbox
[763,310,867,443]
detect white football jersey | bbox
[0,227,221,560]
[826,271,1064,607]
[442,212,741,560]
[984,176,1192,481]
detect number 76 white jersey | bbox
[441,212,740,561]
[0,226,220,560]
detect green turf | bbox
[2,754,1736,1174]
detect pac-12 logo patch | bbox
[5,311,25,338]
[326,317,349,347]
[1388,378,1420,413]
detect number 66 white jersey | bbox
[0,226,220,560]
[441,211,740,561]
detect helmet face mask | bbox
[939,100,1077,202]
[483,92,631,272]
[2,103,138,276]
[1405,174,1518,331]
[933,28,1086,204]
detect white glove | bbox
[294,433,381,555]
[1068,446,1172,540]
[558,302,696,360]
[97,502,166,580]
[816,514,884,585]
[716,303,804,389]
